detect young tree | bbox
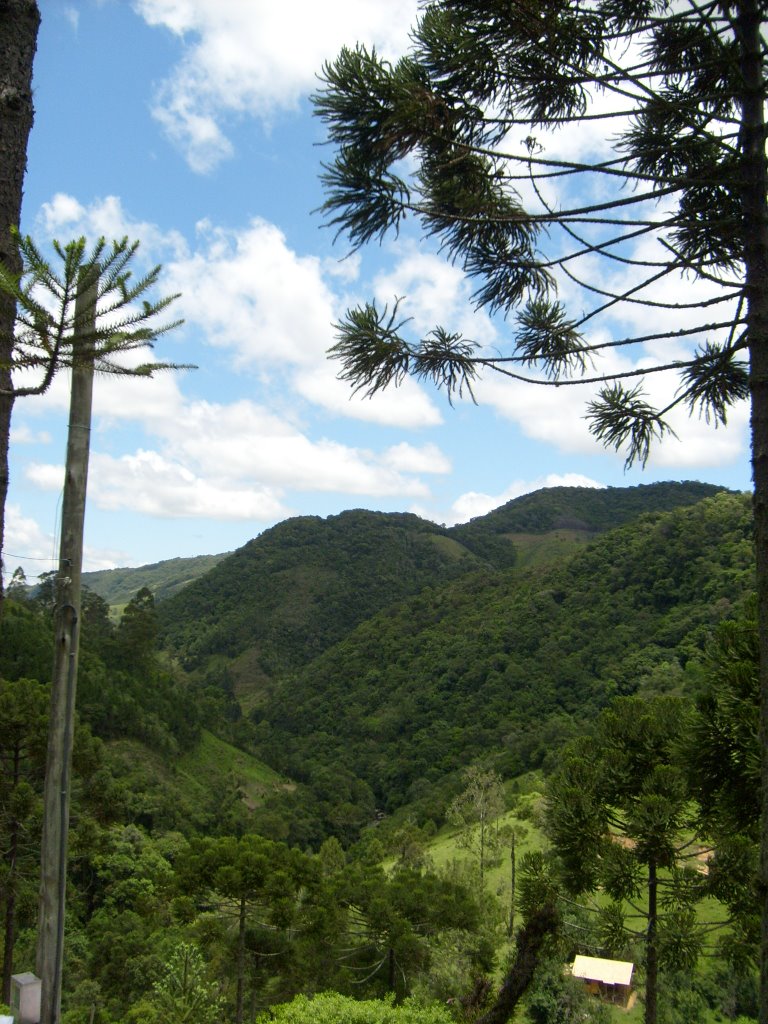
[127,942,222,1024]
[312,5,768,1018]
[0,232,184,624]
[0,0,39,609]
[448,766,505,895]
[331,860,484,1001]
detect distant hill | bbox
[461,480,727,535]
[157,511,487,689]
[156,480,730,687]
[82,552,229,609]
[83,481,727,614]
[253,490,754,814]
[75,480,750,846]
[452,480,730,567]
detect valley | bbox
[1,481,758,1024]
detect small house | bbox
[571,954,634,1008]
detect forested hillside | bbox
[156,481,727,688]
[157,510,486,683]
[0,482,758,1024]
[454,479,724,535]
[82,551,229,609]
[250,491,753,823]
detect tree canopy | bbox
[314,1,758,465]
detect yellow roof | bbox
[572,955,634,987]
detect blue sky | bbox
[4,0,753,579]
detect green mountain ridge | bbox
[156,481,728,685]
[157,509,487,680]
[82,551,230,608]
[50,480,747,845]
[250,490,753,819]
[459,479,726,534]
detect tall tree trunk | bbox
[736,5,768,1024]
[236,896,246,1024]
[645,859,658,1024]
[0,0,39,614]
[37,270,97,1024]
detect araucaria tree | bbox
[313,3,768,1018]
[0,234,184,1024]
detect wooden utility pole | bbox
[36,267,98,1024]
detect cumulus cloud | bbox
[29,195,443,430]
[134,0,419,171]
[373,246,498,346]
[22,384,439,522]
[294,365,443,429]
[38,193,187,259]
[161,216,443,429]
[471,322,750,472]
[152,399,433,496]
[4,502,134,575]
[10,424,51,444]
[164,218,336,367]
[90,450,290,520]
[25,462,64,491]
[381,442,451,475]
[4,504,56,565]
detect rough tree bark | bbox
[0,0,40,612]
[735,4,768,1021]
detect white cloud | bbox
[165,218,335,367]
[134,0,419,170]
[38,193,187,261]
[153,399,433,496]
[382,442,450,475]
[63,6,80,32]
[4,504,56,565]
[650,399,750,469]
[90,450,290,520]
[294,365,443,428]
[4,502,137,574]
[152,97,234,174]
[82,543,137,573]
[23,382,437,518]
[40,192,86,231]
[25,462,64,491]
[373,246,498,345]
[476,371,600,455]
[472,321,750,471]
[29,196,444,431]
[162,216,445,429]
[10,424,51,444]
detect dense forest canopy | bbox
[0,482,759,1023]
